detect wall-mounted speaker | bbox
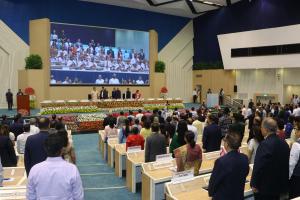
[234,85,238,93]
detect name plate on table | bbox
[152,154,173,170]
[107,137,118,144]
[156,153,172,162]
[204,151,220,160]
[171,170,194,184]
[127,146,142,153]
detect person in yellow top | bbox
[90,87,99,101]
[140,120,151,138]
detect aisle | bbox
[73,133,141,200]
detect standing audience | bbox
[145,123,166,162]
[202,115,222,153]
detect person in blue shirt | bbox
[285,115,294,138]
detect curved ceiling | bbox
[82,0,242,18]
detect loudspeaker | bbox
[234,85,238,93]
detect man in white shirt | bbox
[30,118,40,135]
[17,124,32,154]
[50,75,56,84]
[187,118,198,142]
[136,76,144,85]
[109,74,120,84]
[62,77,70,84]
[27,132,84,200]
[135,109,144,122]
[95,75,104,84]
[293,104,300,117]
[192,88,197,103]
[241,105,247,119]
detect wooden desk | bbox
[114,143,126,178]
[126,150,145,193]
[98,130,105,159]
[165,165,253,200]
[107,138,119,168]
[2,167,26,187]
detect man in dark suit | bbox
[99,87,105,99]
[145,123,166,162]
[9,116,24,139]
[116,88,121,99]
[250,118,290,200]
[202,115,222,152]
[125,88,131,99]
[112,88,116,99]
[24,117,50,176]
[6,89,13,110]
[208,131,249,200]
[103,88,108,99]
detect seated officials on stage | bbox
[27,132,84,200]
[25,117,50,175]
[289,120,300,198]
[251,118,290,200]
[208,131,249,200]
[202,115,222,153]
[90,87,98,101]
[170,120,188,157]
[0,127,17,167]
[109,73,120,84]
[134,90,141,100]
[174,131,202,176]
[126,127,145,150]
[145,123,166,162]
[95,74,104,84]
[126,88,131,99]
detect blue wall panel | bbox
[193,0,300,65]
[0,0,189,51]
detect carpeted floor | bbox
[73,133,141,200]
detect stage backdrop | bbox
[18,18,164,107]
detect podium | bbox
[17,95,30,116]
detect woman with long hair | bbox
[247,117,263,164]
[170,120,188,157]
[174,131,202,175]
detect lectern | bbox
[17,95,30,116]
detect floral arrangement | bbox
[77,113,106,122]
[41,106,99,115]
[78,121,103,131]
[160,87,168,94]
[24,87,36,108]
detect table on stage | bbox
[115,143,127,178]
[165,165,253,200]
[126,150,145,193]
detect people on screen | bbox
[95,75,104,84]
[109,74,120,84]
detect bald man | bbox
[250,118,289,200]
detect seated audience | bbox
[250,118,290,200]
[126,127,145,151]
[208,131,249,200]
[289,119,300,198]
[247,117,264,164]
[25,117,50,176]
[202,115,222,152]
[140,120,152,139]
[145,123,166,162]
[174,131,202,176]
[0,127,17,167]
[26,132,84,199]
[17,124,32,154]
[170,120,188,157]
